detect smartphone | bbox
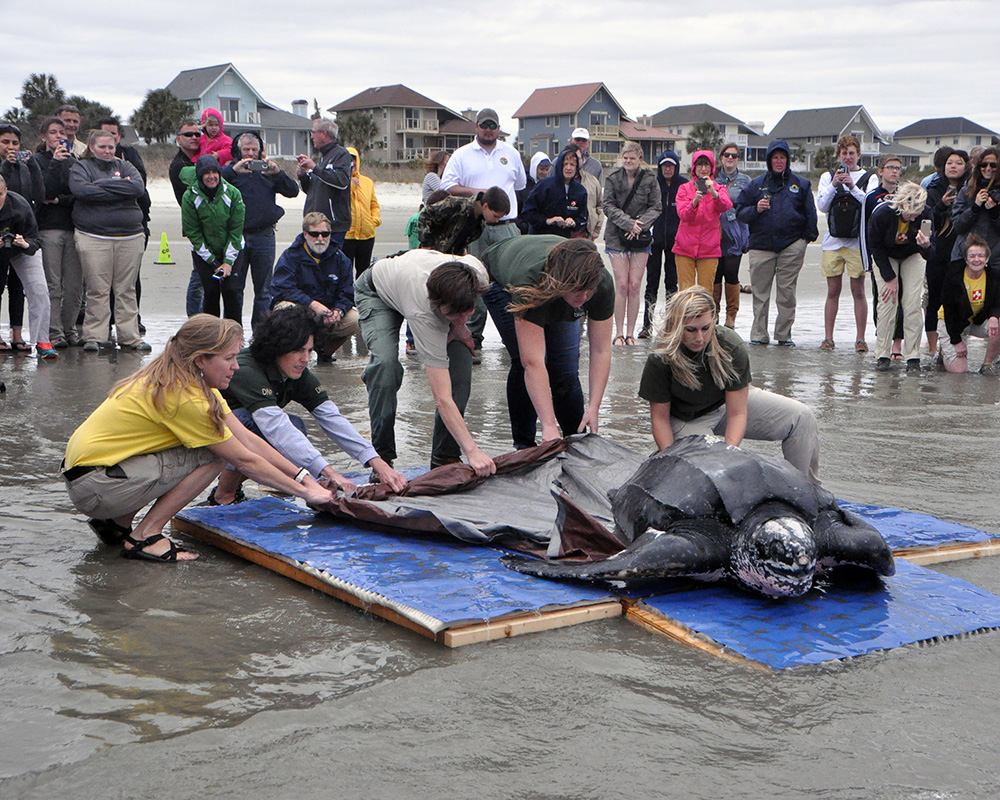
[836,165,849,174]
[697,177,708,192]
[212,267,225,281]
[919,219,932,237]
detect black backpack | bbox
[827,171,871,238]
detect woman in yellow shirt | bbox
[63,315,335,562]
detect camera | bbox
[247,160,267,172]
[989,189,1000,205]
[1,231,16,249]
[836,164,849,174]
[15,151,30,163]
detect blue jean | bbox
[243,228,277,332]
[355,271,472,466]
[483,282,583,449]
[186,261,204,317]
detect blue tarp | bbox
[639,559,1000,669]
[842,501,994,550]
[177,498,613,633]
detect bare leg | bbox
[610,253,629,340]
[626,252,649,340]
[214,465,248,505]
[824,274,842,341]
[123,460,224,560]
[985,330,1000,365]
[850,275,867,343]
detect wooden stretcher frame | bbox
[171,516,622,647]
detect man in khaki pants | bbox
[735,140,817,346]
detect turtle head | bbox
[732,504,818,598]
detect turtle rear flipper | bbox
[813,509,895,576]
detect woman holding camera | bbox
[63,314,336,562]
[603,142,661,346]
[181,154,247,325]
[672,150,732,292]
[950,147,1000,268]
[867,182,931,370]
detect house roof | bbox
[165,64,258,102]
[329,85,464,120]
[880,142,930,157]
[439,117,477,135]
[894,117,1000,138]
[650,103,744,127]
[619,120,683,142]
[770,105,884,141]
[512,82,624,119]
[258,106,313,130]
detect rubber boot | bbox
[712,282,722,316]
[725,283,740,328]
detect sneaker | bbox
[637,326,652,340]
[874,357,892,371]
[472,348,482,365]
[819,339,835,351]
[979,363,998,376]
[52,337,69,350]
[35,343,59,360]
[405,341,416,356]
[316,351,337,363]
[777,340,795,347]
[855,340,868,353]
[740,284,753,294]
[83,341,100,352]
[749,339,769,346]
[66,332,82,347]
[906,358,921,372]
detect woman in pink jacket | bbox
[673,150,732,291]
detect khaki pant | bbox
[747,239,808,343]
[675,256,718,292]
[40,229,83,343]
[873,254,924,361]
[75,232,144,346]
[669,386,820,484]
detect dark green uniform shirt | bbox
[481,235,615,326]
[638,325,751,421]
[222,349,329,414]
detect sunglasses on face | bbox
[305,230,332,238]
[180,131,202,138]
[981,162,998,170]
[478,122,498,130]
[722,152,739,158]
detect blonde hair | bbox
[621,142,642,159]
[110,315,243,435]
[652,287,739,391]
[887,182,927,216]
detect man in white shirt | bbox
[816,135,872,352]
[441,108,526,354]
[571,127,603,183]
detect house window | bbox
[807,137,812,143]
[220,98,239,124]
[590,111,607,129]
[405,108,418,121]
[596,90,603,102]
[976,136,983,145]
[545,117,551,127]
[935,137,940,145]
[831,136,837,144]
[554,117,559,128]
[954,137,959,145]
[926,138,931,144]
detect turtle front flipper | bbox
[501,518,732,586]
[813,509,896,577]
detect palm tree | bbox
[20,73,65,112]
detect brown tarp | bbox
[317,434,647,559]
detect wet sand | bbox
[3,181,1000,798]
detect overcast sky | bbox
[6,0,997,141]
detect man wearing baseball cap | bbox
[571,128,603,183]
[440,107,527,356]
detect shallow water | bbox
[3,199,1000,798]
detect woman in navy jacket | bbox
[521,148,588,238]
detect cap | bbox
[571,128,590,140]
[476,108,499,126]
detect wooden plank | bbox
[896,539,1000,566]
[440,602,622,647]
[624,602,772,673]
[172,516,621,648]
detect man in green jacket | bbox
[181,154,247,324]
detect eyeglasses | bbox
[305,230,332,239]
[722,152,739,159]
[478,122,498,130]
[180,131,202,138]
[882,165,903,172]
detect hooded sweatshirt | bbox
[672,150,731,259]
[652,150,688,247]
[345,147,381,241]
[181,155,245,265]
[198,108,233,166]
[735,140,818,251]
[520,149,588,238]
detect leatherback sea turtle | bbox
[501,435,894,598]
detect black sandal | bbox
[121,532,193,562]
[11,341,30,354]
[206,485,247,506]
[87,517,132,546]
